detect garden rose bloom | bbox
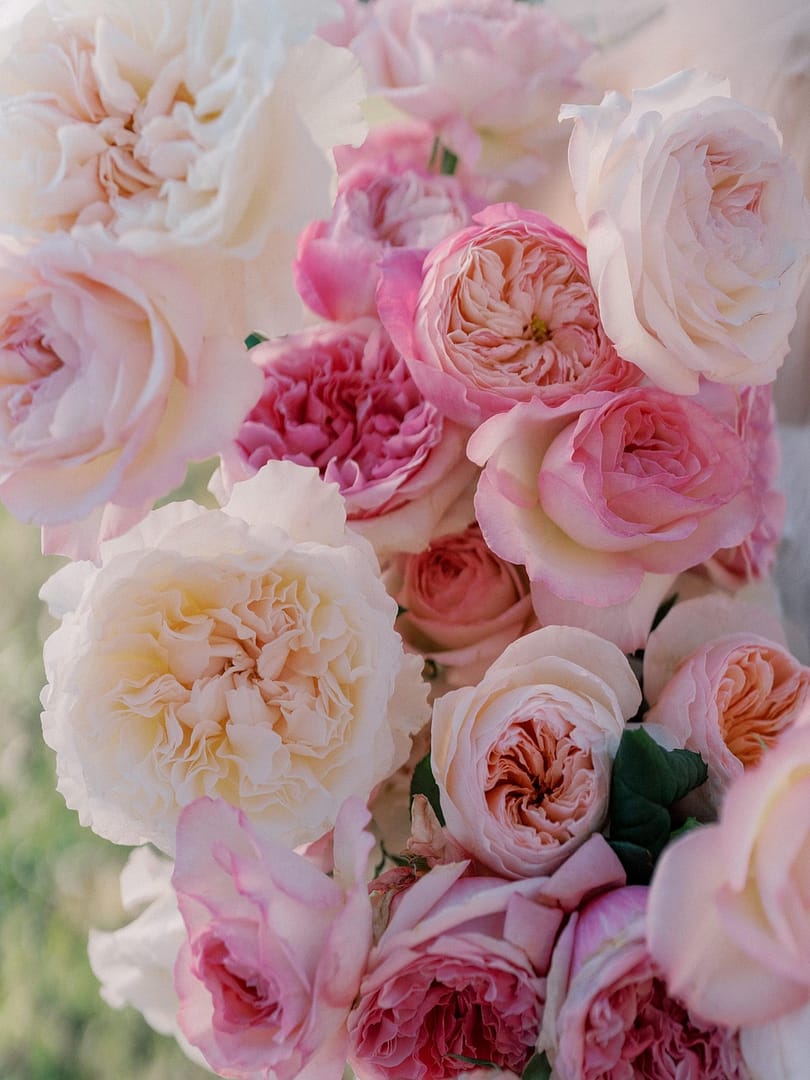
[347,837,625,1080]
[294,156,482,322]
[216,321,476,558]
[562,70,810,393]
[0,229,261,559]
[647,718,810,1027]
[379,203,639,427]
[431,625,641,878]
[40,461,428,853]
[469,386,757,650]
[88,848,207,1070]
[540,886,746,1079]
[390,523,535,688]
[644,632,810,816]
[740,999,810,1080]
[0,0,365,255]
[347,0,593,182]
[174,796,375,1080]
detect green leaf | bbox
[669,815,702,842]
[244,331,268,349]
[410,753,445,826]
[522,1052,552,1080]
[607,840,655,886]
[440,147,459,175]
[609,728,708,863]
[447,1054,499,1067]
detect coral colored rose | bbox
[540,886,746,1079]
[216,320,477,559]
[0,0,365,255]
[379,203,639,427]
[174,796,375,1080]
[644,632,810,816]
[562,70,810,393]
[347,837,626,1080]
[347,0,593,182]
[40,461,428,853]
[294,156,482,322]
[390,523,535,688]
[468,386,757,650]
[431,625,641,878]
[647,718,810,1028]
[0,229,261,559]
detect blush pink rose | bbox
[379,203,640,427]
[294,155,483,322]
[647,717,810,1028]
[389,523,535,688]
[540,886,746,1079]
[346,0,593,183]
[0,228,261,559]
[562,70,810,393]
[347,836,625,1080]
[217,320,477,558]
[431,625,641,878]
[644,631,810,817]
[174,796,375,1080]
[468,386,758,650]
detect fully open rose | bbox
[431,625,641,878]
[539,886,746,1078]
[40,461,428,853]
[174,796,374,1080]
[562,70,810,393]
[0,228,261,559]
[379,203,639,428]
[469,387,757,650]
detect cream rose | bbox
[431,625,641,878]
[0,0,364,255]
[40,461,429,853]
[562,69,810,393]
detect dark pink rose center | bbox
[198,936,281,1033]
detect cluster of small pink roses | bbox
[4,0,810,1078]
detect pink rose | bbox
[540,886,746,1079]
[379,203,639,427]
[389,523,535,688]
[469,386,758,650]
[647,718,810,1028]
[0,229,261,559]
[174,796,375,1080]
[431,626,641,878]
[217,320,477,558]
[562,70,810,393]
[347,836,625,1079]
[644,631,810,816]
[347,0,593,182]
[294,156,482,322]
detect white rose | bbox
[562,70,810,393]
[0,0,365,256]
[41,461,429,853]
[87,847,209,1071]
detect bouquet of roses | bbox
[1,0,809,1077]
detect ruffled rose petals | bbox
[378,203,640,428]
[174,796,375,1080]
[217,319,477,558]
[562,70,810,393]
[40,461,429,853]
[539,886,746,1079]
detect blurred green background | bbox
[0,494,209,1079]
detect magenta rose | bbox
[540,886,746,1079]
[347,837,625,1080]
[294,155,482,322]
[379,203,640,427]
[173,796,375,1080]
[390,523,535,688]
[469,386,758,651]
[217,319,476,557]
